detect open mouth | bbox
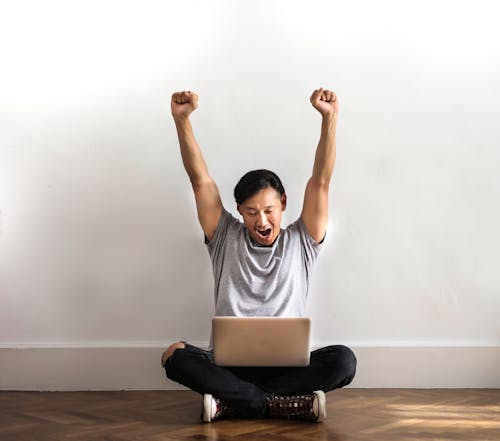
[256,228,272,240]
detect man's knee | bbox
[337,345,356,368]
[334,345,357,385]
[161,341,186,367]
[322,344,357,383]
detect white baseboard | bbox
[1,343,499,390]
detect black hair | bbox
[234,169,285,206]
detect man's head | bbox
[234,169,287,246]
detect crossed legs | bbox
[162,341,357,417]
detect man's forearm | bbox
[174,116,211,185]
[311,114,337,185]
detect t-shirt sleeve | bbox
[204,207,237,261]
[295,215,325,267]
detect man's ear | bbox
[237,204,242,215]
[281,193,287,211]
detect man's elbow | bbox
[191,175,215,190]
[309,175,331,189]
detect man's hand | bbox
[171,90,198,120]
[310,87,338,118]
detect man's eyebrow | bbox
[244,205,275,210]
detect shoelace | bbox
[266,393,317,420]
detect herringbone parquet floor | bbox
[1,389,499,441]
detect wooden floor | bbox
[1,389,499,441]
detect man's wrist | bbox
[322,112,337,125]
[321,113,337,134]
[173,115,190,124]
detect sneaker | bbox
[201,394,232,422]
[265,390,327,422]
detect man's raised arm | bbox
[300,87,339,244]
[171,91,223,241]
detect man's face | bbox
[237,187,287,246]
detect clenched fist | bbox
[171,90,198,120]
[310,88,338,118]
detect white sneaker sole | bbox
[202,393,213,422]
[313,390,327,422]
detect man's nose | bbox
[257,212,267,226]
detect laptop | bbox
[212,316,311,367]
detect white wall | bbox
[1,0,500,388]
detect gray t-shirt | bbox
[205,207,325,348]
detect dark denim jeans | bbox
[163,342,357,417]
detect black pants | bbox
[163,342,357,417]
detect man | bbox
[162,88,357,423]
